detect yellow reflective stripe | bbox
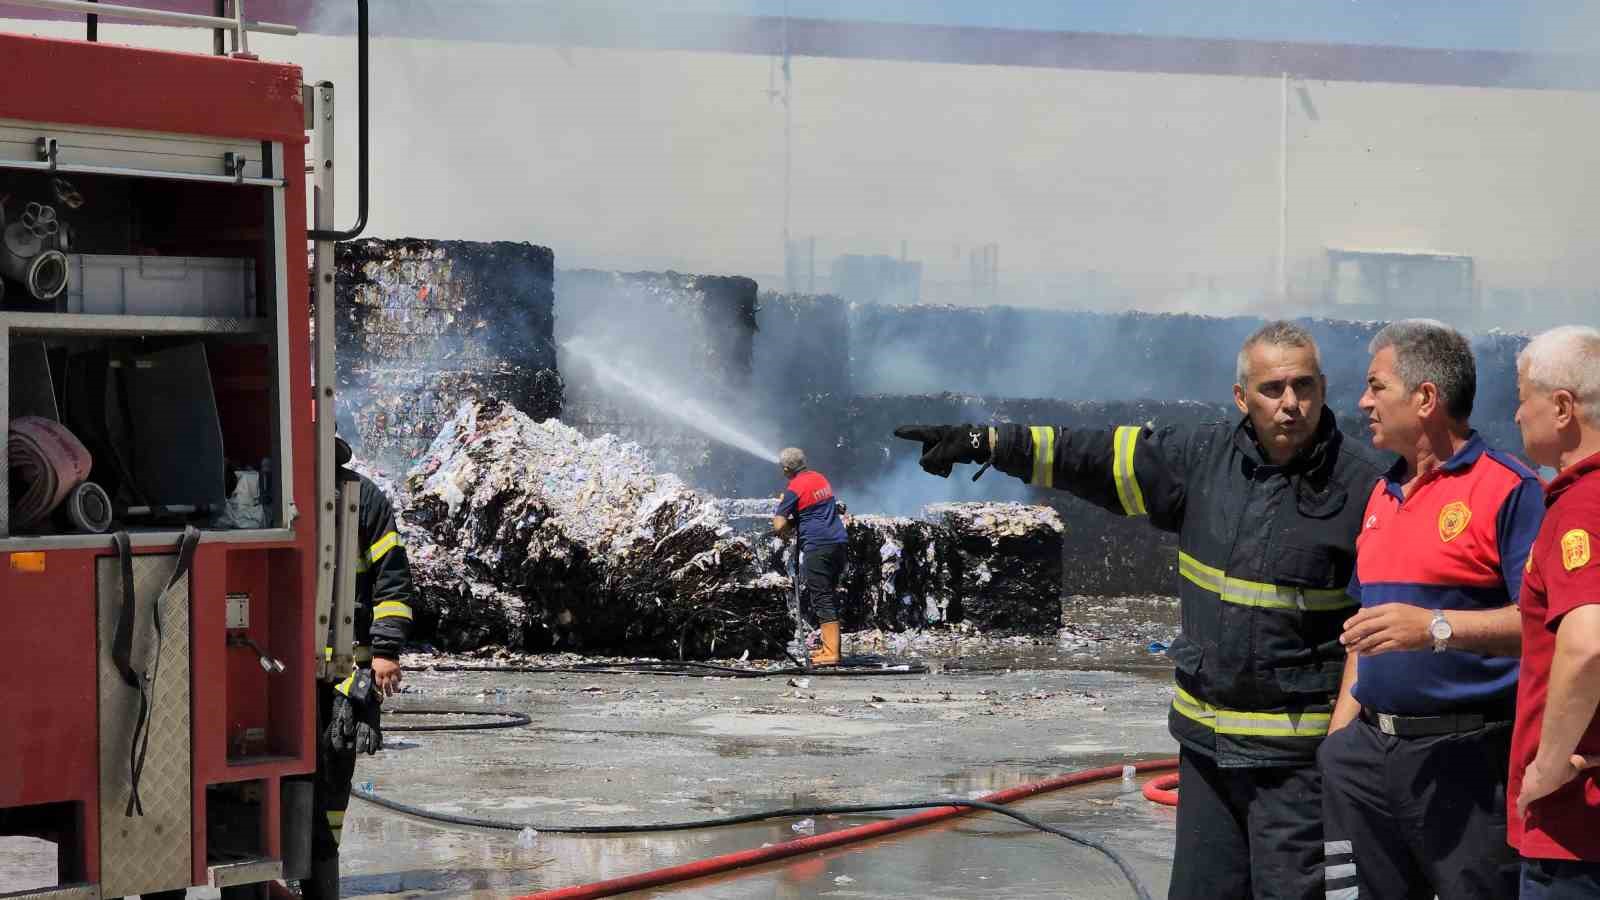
[326,810,345,827]
[373,600,413,621]
[1029,426,1056,488]
[367,531,400,565]
[325,646,374,664]
[1172,687,1216,728]
[335,671,355,696]
[1177,552,1355,612]
[1112,426,1148,516]
[1173,688,1331,738]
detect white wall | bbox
[8,18,1596,323]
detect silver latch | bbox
[1377,713,1396,735]
[35,136,58,170]
[223,151,249,184]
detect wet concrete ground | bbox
[2,596,1182,899]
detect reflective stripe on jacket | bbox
[332,469,417,660]
[994,411,1387,767]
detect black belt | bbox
[1360,706,1509,738]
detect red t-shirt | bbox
[1508,451,1600,860]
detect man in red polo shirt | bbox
[1507,325,1600,898]
[772,447,850,666]
[1321,319,1543,900]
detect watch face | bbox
[1430,618,1452,640]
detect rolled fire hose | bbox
[7,416,93,530]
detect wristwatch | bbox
[1429,610,1453,653]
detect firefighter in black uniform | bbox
[302,437,418,900]
[895,321,1387,900]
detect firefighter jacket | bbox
[991,411,1387,767]
[338,468,416,662]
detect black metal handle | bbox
[308,0,369,242]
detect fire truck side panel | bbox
[0,30,318,894]
[0,553,102,883]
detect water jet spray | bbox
[561,337,781,464]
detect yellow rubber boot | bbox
[810,621,841,666]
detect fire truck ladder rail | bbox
[1,0,297,37]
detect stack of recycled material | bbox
[926,502,1065,633]
[401,398,792,659]
[841,515,948,632]
[335,238,561,476]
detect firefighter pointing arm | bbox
[895,322,1388,900]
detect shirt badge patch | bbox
[1563,529,1592,572]
[1438,501,1472,543]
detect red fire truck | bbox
[0,3,367,897]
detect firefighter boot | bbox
[298,855,340,900]
[810,621,841,666]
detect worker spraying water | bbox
[771,447,850,666]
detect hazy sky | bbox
[474,1,1598,53]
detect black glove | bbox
[325,669,383,755]
[893,424,991,478]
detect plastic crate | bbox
[66,254,256,317]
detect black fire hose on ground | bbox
[380,707,531,732]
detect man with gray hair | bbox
[772,447,849,665]
[896,320,1387,899]
[1505,326,1600,898]
[1321,319,1543,899]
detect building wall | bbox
[11,19,1594,328]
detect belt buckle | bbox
[1377,713,1397,736]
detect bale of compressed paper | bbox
[842,515,948,632]
[401,397,791,658]
[926,502,1064,634]
[334,238,561,476]
[336,238,556,370]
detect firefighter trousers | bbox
[1170,748,1326,900]
[1318,716,1518,900]
[310,682,358,874]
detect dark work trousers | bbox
[1520,859,1600,899]
[802,542,847,624]
[1170,747,1326,900]
[310,682,358,872]
[1319,716,1518,900]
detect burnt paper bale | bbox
[753,291,851,401]
[556,269,756,395]
[401,398,791,659]
[926,502,1064,634]
[345,364,563,475]
[336,238,556,370]
[842,515,947,632]
[334,238,561,475]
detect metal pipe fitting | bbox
[66,482,113,533]
[0,221,69,301]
